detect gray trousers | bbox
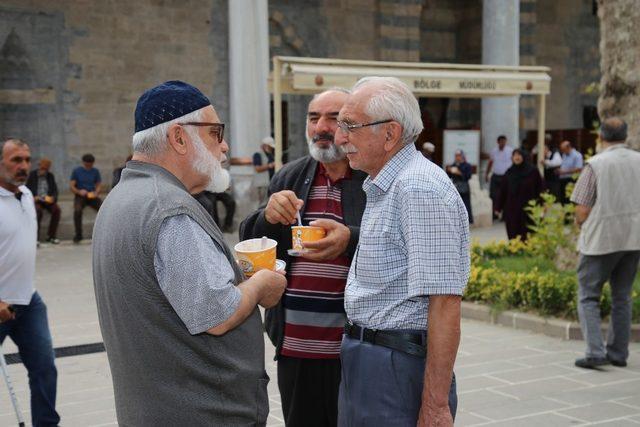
[338,334,457,427]
[577,250,640,361]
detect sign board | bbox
[442,130,480,168]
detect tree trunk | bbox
[598,0,640,149]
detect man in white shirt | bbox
[0,138,60,426]
[484,135,514,217]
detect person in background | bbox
[0,138,61,426]
[556,140,583,204]
[112,154,133,188]
[485,135,513,219]
[571,117,640,369]
[70,153,102,243]
[446,149,473,225]
[253,136,276,203]
[26,158,61,244]
[421,141,435,162]
[541,143,562,200]
[495,148,544,241]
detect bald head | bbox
[600,117,627,143]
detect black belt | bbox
[344,322,426,358]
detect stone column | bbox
[481,0,520,156]
[228,0,271,223]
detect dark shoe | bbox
[73,236,82,244]
[575,357,610,369]
[607,355,627,367]
[47,237,60,244]
[222,224,234,233]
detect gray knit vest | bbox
[92,161,268,426]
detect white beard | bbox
[192,135,231,193]
[307,137,345,163]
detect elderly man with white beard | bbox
[92,81,286,426]
[240,88,367,427]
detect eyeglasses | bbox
[336,119,393,134]
[178,122,225,144]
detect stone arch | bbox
[268,11,310,57]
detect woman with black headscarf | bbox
[495,148,545,240]
[446,149,473,224]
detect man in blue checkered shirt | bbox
[334,77,470,427]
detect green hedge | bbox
[465,240,640,322]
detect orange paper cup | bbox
[87,192,96,199]
[234,238,277,277]
[291,226,326,251]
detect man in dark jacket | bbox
[240,89,366,427]
[26,158,61,243]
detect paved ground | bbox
[2,225,640,426]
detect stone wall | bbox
[0,0,605,184]
[0,0,222,187]
[597,0,640,149]
[534,0,600,131]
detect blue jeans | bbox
[0,292,60,427]
[338,334,457,427]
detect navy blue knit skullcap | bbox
[134,80,211,132]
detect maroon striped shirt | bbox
[281,164,351,359]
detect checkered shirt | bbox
[344,144,470,330]
[570,164,597,207]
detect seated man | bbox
[26,158,61,244]
[70,153,102,243]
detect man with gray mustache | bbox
[241,88,367,427]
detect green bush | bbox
[466,191,639,321]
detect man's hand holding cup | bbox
[301,219,351,262]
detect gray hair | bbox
[310,87,350,101]
[352,76,423,145]
[600,117,628,143]
[0,138,28,160]
[132,108,204,157]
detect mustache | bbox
[15,171,27,177]
[312,133,334,143]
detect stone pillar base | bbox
[470,175,493,228]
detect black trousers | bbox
[489,173,504,214]
[213,192,236,228]
[73,195,101,239]
[278,356,341,427]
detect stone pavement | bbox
[2,226,640,426]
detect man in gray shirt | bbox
[92,81,286,426]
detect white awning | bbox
[271,56,550,97]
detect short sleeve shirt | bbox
[570,164,597,207]
[559,149,584,179]
[490,145,514,175]
[70,167,101,191]
[153,214,241,334]
[344,145,471,330]
[0,186,37,304]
